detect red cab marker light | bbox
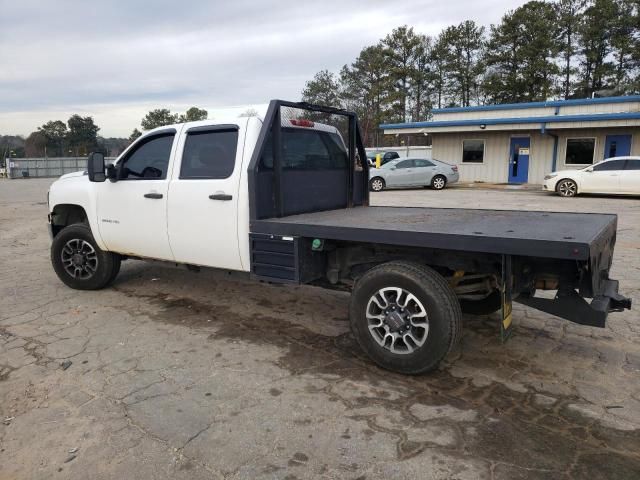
[290,119,314,128]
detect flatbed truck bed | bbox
[251,206,617,261]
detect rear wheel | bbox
[370,177,385,192]
[51,224,121,290]
[556,179,577,197]
[350,261,462,374]
[431,175,447,190]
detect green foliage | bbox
[38,120,68,156]
[301,70,342,107]
[141,108,178,130]
[483,1,561,103]
[67,115,100,156]
[129,128,142,142]
[178,107,208,123]
[300,0,639,146]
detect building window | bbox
[565,138,595,165]
[462,140,484,163]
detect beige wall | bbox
[432,127,639,184]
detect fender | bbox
[48,171,108,251]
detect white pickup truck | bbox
[48,100,631,374]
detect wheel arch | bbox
[555,176,580,195]
[50,204,89,237]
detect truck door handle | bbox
[209,194,233,201]
[144,193,163,199]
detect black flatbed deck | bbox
[251,206,618,260]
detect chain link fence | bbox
[4,157,116,179]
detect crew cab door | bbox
[96,129,178,260]
[167,124,244,270]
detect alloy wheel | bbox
[365,287,429,354]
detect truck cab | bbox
[49,114,348,273]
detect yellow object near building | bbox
[375,153,381,169]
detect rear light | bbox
[290,119,314,128]
[451,165,458,172]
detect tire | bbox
[459,290,501,316]
[431,175,447,190]
[349,261,462,375]
[556,178,577,197]
[51,223,121,290]
[370,177,385,192]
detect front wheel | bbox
[51,224,121,290]
[556,179,577,197]
[431,175,447,190]
[350,261,462,375]
[370,177,385,192]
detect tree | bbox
[24,131,48,157]
[301,70,342,107]
[340,45,393,146]
[38,120,68,157]
[129,128,142,142]
[576,0,617,97]
[430,34,449,109]
[381,26,422,122]
[239,108,259,117]
[178,107,208,123]
[483,1,561,103]
[439,21,485,106]
[557,0,587,99]
[610,0,639,92]
[67,115,100,156]
[141,109,178,130]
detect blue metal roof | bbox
[429,95,640,114]
[380,111,640,130]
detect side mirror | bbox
[585,167,593,173]
[87,152,106,182]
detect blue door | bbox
[604,135,632,159]
[508,137,530,183]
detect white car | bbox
[543,156,640,197]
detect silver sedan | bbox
[369,158,460,191]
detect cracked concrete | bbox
[1,179,639,479]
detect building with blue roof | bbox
[380,95,640,184]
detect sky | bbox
[0,0,527,138]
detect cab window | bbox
[119,133,175,180]
[624,160,640,170]
[414,159,434,167]
[260,128,348,170]
[593,160,626,171]
[180,129,238,179]
[395,160,413,169]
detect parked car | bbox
[369,157,459,191]
[366,151,400,167]
[544,156,640,197]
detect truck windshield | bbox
[260,128,348,170]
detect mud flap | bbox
[500,254,513,342]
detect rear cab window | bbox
[260,128,348,170]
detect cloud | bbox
[0,0,525,137]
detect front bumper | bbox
[47,214,54,240]
[543,178,558,191]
